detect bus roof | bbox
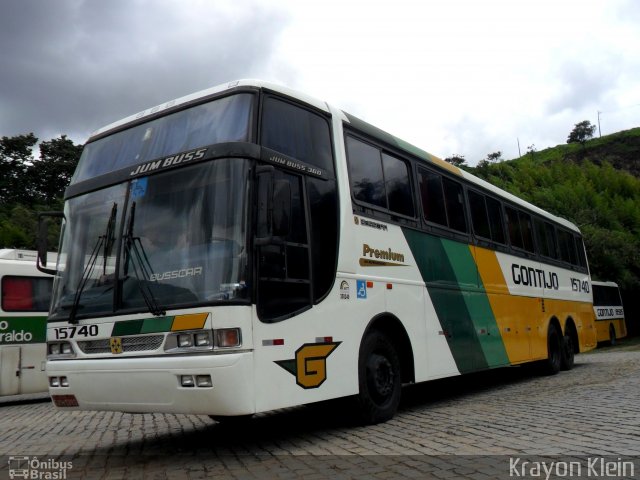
[88,79,580,233]
[591,280,620,288]
[0,249,39,262]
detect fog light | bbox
[194,332,211,347]
[180,375,195,387]
[60,376,69,387]
[216,328,241,348]
[196,375,212,388]
[178,334,193,348]
[49,377,60,387]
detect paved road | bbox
[1,343,639,479]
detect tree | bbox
[567,120,596,145]
[27,135,82,204]
[0,133,82,249]
[0,133,37,204]
[444,154,466,167]
[486,151,503,163]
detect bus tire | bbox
[357,330,401,425]
[609,325,617,346]
[543,324,562,375]
[560,333,575,371]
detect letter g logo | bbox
[276,342,341,389]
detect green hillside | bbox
[470,127,640,333]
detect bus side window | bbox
[346,136,415,218]
[442,178,467,232]
[558,229,578,265]
[418,168,447,227]
[346,136,386,208]
[261,96,333,172]
[518,211,534,253]
[1,276,52,312]
[418,168,466,233]
[575,235,587,268]
[469,190,491,239]
[506,207,534,253]
[382,153,414,217]
[506,206,523,249]
[485,196,506,244]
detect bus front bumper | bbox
[46,351,255,416]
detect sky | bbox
[1,0,639,165]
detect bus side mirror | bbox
[37,211,64,275]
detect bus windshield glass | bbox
[50,159,250,321]
[72,93,254,183]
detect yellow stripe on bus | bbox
[473,246,595,363]
[473,246,539,363]
[171,313,208,331]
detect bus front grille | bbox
[77,335,164,354]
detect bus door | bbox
[1,271,52,395]
[0,346,20,395]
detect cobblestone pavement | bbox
[1,345,639,479]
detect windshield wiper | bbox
[124,202,166,316]
[68,203,118,324]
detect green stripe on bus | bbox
[141,316,174,334]
[111,319,144,336]
[402,229,488,373]
[440,241,509,367]
[111,316,177,336]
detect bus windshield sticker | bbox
[130,177,148,200]
[357,280,367,299]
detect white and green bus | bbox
[592,281,626,345]
[1,249,53,396]
[39,80,597,423]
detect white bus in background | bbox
[592,281,627,345]
[0,249,54,396]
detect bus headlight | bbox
[177,333,193,348]
[194,332,212,347]
[164,329,239,352]
[48,341,75,358]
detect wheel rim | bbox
[366,353,395,403]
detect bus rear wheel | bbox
[560,333,575,371]
[357,331,401,424]
[543,324,562,375]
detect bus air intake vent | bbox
[77,335,164,354]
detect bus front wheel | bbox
[609,325,617,346]
[357,330,401,425]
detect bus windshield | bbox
[50,159,251,321]
[72,93,253,183]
